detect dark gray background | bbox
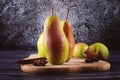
[0,0,120,50]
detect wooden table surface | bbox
[0,50,120,80]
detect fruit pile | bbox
[37,8,75,65]
[37,8,109,65]
[73,42,109,63]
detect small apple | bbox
[86,42,109,60]
[73,43,88,58]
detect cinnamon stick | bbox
[16,57,46,65]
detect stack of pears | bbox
[37,8,75,65]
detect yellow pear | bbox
[37,32,46,58]
[44,15,69,65]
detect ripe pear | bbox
[86,42,109,60]
[61,21,75,61]
[62,9,75,62]
[73,43,88,58]
[44,15,69,65]
[37,32,46,58]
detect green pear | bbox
[73,43,88,58]
[37,32,46,58]
[44,16,69,65]
[87,42,109,60]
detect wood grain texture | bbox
[0,51,120,80]
[21,54,110,74]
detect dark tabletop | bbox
[0,50,120,80]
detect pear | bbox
[44,9,69,65]
[61,21,75,61]
[37,32,46,58]
[62,9,75,61]
[73,43,88,58]
[86,42,109,60]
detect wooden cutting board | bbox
[21,54,110,74]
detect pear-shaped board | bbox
[21,54,110,74]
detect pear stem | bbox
[66,8,70,21]
[52,7,54,16]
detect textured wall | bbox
[0,0,120,50]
